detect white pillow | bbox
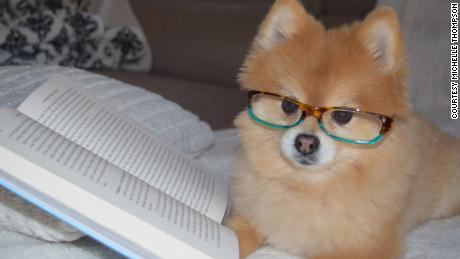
[0,65,215,155]
[0,65,215,241]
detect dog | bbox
[226,1,460,258]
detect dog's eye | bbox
[332,110,353,125]
[281,99,298,115]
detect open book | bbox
[0,76,238,259]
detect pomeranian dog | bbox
[226,0,460,258]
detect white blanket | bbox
[202,130,460,259]
[205,131,460,259]
[248,216,460,259]
[0,129,239,259]
[0,127,459,258]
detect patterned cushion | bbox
[0,0,152,71]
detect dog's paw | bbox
[226,215,264,258]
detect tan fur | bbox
[226,1,460,258]
[226,215,264,258]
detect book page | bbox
[0,107,238,259]
[17,76,227,222]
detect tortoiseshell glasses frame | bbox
[247,90,394,145]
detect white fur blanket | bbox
[0,129,459,258]
[199,130,460,259]
[248,217,460,259]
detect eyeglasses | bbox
[247,91,394,145]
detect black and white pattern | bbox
[0,0,151,71]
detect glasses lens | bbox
[322,109,383,141]
[250,94,302,127]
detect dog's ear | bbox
[357,7,404,73]
[252,0,318,51]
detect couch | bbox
[99,0,377,129]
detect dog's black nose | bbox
[295,134,320,155]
